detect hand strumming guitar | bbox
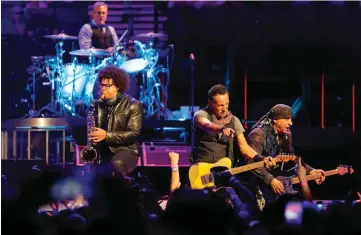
[270,178,285,196]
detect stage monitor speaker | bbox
[141,142,191,167]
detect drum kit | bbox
[25,31,172,119]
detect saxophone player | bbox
[88,65,143,176]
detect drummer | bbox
[78,2,118,52]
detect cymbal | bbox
[30,56,46,64]
[69,49,111,57]
[44,33,78,40]
[133,32,167,39]
[30,55,58,64]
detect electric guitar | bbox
[189,154,297,189]
[277,165,354,195]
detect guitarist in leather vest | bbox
[88,65,143,176]
[192,84,276,168]
[246,104,326,203]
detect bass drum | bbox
[57,63,96,107]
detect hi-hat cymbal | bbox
[44,33,78,40]
[133,32,167,39]
[69,49,111,57]
[30,56,46,64]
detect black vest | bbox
[89,22,113,49]
[192,108,235,164]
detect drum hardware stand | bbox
[165,44,174,115]
[37,41,66,117]
[55,40,65,79]
[140,63,173,119]
[88,53,97,106]
[56,40,66,110]
[189,53,196,147]
[37,65,61,116]
[24,64,41,118]
[71,57,78,113]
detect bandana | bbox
[252,104,292,129]
[268,104,292,120]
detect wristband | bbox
[171,166,179,172]
[253,154,265,162]
[300,181,308,186]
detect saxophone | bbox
[80,96,103,164]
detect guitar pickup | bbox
[201,174,215,185]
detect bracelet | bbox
[253,154,265,162]
[300,181,308,186]
[171,166,179,172]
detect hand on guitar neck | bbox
[276,165,354,196]
[309,169,326,185]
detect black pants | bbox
[100,149,139,176]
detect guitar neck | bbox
[228,161,265,175]
[291,169,338,184]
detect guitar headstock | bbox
[336,165,354,175]
[275,153,297,163]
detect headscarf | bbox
[252,104,292,129]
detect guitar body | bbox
[276,176,299,195]
[189,158,232,189]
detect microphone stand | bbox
[189,53,195,147]
[71,57,78,115]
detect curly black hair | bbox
[208,84,229,101]
[98,65,130,92]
